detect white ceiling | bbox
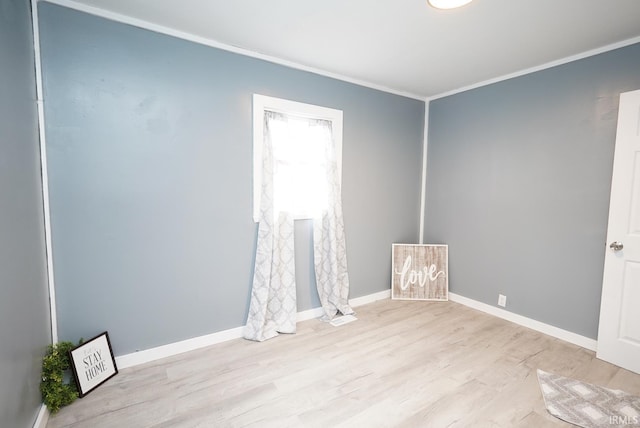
[64,0,640,99]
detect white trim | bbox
[295,288,390,322]
[418,102,430,244]
[296,306,326,322]
[37,1,640,103]
[115,289,391,369]
[252,93,344,222]
[38,0,424,102]
[32,404,49,428]
[31,5,55,424]
[106,289,601,371]
[349,289,391,307]
[428,35,640,101]
[115,326,245,369]
[32,0,58,343]
[448,292,597,351]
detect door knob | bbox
[609,241,624,251]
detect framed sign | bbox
[392,244,448,301]
[69,332,118,397]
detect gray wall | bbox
[0,0,52,426]
[425,43,640,339]
[38,3,425,355]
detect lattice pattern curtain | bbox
[244,110,353,342]
[312,121,354,321]
[244,112,297,341]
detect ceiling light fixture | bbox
[428,0,473,9]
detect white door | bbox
[597,89,640,374]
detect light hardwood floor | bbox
[47,299,640,428]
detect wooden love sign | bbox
[391,244,448,301]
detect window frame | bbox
[253,94,343,222]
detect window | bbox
[253,94,343,222]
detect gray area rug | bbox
[537,369,640,427]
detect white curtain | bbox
[244,111,353,342]
[312,120,354,321]
[244,112,297,341]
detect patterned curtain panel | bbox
[244,112,297,342]
[244,111,353,341]
[312,120,354,320]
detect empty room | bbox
[3,0,640,427]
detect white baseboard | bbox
[110,289,597,370]
[448,292,597,351]
[33,404,49,428]
[295,290,390,322]
[296,306,325,322]
[116,289,392,369]
[115,326,245,369]
[350,289,391,307]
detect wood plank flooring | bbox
[46,299,640,427]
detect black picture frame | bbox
[68,331,118,397]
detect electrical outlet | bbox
[498,294,507,307]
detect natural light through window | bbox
[253,94,343,222]
[270,115,330,217]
